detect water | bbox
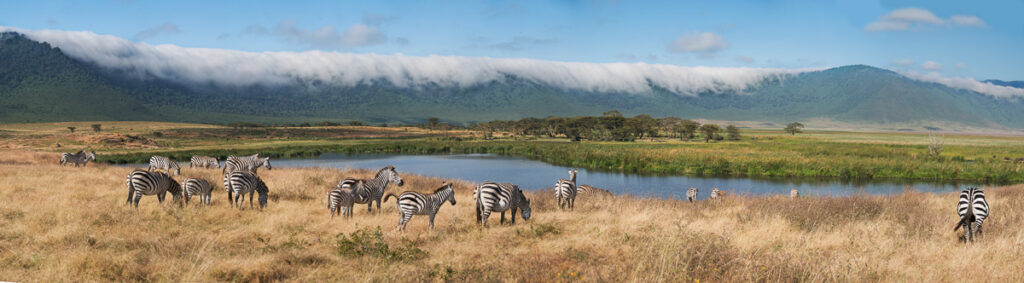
[260,153,988,200]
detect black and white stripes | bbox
[345,165,404,213]
[125,170,183,208]
[223,154,272,175]
[148,155,181,175]
[60,151,96,167]
[555,169,578,210]
[955,187,990,242]
[384,182,456,231]
[327,186,359,219]
[686,187,698,202]
[475,182,531,227]
[190,155,219,169]
[225,171,270,210]
[184,178,213,206]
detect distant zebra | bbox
[225,171,270,210]
[342,165,405,213]
[149,156,181,175]
[60,151,96,167]
[327,186,359,219]
[790,188,799,198]
[384,182,456,231]
[555,169,578,210]
[576,184,613,198]
[710,188,721,200]
[190,155,220,169]
[954,187,990,242]
[125,170,183,208]
[475,182,531,227]
[686,187,698,202]
[183,178,213,206]
[223,154,271,174]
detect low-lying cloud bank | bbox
[2,26,1020,99]
[900,71,1024,99]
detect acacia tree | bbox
[784,122,804,135]
[427,117,440,131]
[675,120,700,141]
[699,124,722,143]
[726,125,741,141]
[67,126,76,133]
[91,124,102,132]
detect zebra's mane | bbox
[374,165,395,178]
[433,183,452,194]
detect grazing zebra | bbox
[790,188,799,198]
[343,165,405,213]
[327,187,358,219]
[125,170,183,208]
[576,184,613,198]
[148,156,181,175]
[686,187,698,202]
[183,178,213,206]
[475,182,531,227]
[710,187,721,200]
[225,171,270,210]
[954,187,990,242]
[223,154,271,174]
[555,169,578,210]
[60,151,96,167]
[383,182,457,231]
[190,155,220,169]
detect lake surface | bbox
[262,153,987,200]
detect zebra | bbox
[148,155,181,175]
[190,155,220,169]
[576,184,613,198]
[686,187,698,202]
[183,178,213,206]
[60,151,96,167]
[954,187,990,242]
[383,182,457,231]
[223,154,271,175]
[225,171,270,210]
[327,186,358,219]
[475,182,531,227]
[125,170,183,208]
[710,187,721,200]
[342,165,404,213]
[555,169,578,210]
[790,188,799,198]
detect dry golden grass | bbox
[1,151,1023,282]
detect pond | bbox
[264,153,987,200]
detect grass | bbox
[1,151,1023,281]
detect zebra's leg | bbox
[368,202,373,212]
[158,191,166,204]
[510,207,518,224]
[429,213,436,229]
[126,187,135,205]
[500,211,506,224]
[398,212,412,231]
[376,199,382,213]
[481,210,490,227]
[249,191,255,209]
[133,190,143,208]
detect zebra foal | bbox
[384,182,456,231]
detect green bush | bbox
[335,227,427,262]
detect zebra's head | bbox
[436,182,456,206]
[260,157,272,170]
[384,165,403,186]
[86,151,96,161]
[168,179,184,207]
[568,169,578,181]
[518,189,531,220]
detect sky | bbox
[0,0,1021,81]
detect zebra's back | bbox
[958,188,989,226]
[686,187,698,202]
[226,171,269,209]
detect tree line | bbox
[468,110,744,142]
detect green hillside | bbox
[2,32,1024,128]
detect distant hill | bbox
[984,79,1024,89]
[3,31,1024,129]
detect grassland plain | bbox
[1,151,1023,281]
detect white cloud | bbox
[901,71,1024,99]
[134,22,180,40]
[950,15,987,27]
[668,32,728,56]
[955,63,966,70]
[892,58,914,66]
[735,55,755,63]
[865,8,986,32]
[1,26,815,97]
[921,61,942,71]
[271,21,387,48]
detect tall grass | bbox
[1,152,1023,281]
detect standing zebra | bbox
[327,186,359,219]
[225,171,270,210]
[343,165,404,213]
[383,182,457,231]
[475,182,531,227]
[790,188,799,198]
[183,178,213,206]
[60,151,96,167]
[223,154,271,174]
[576,184,613,198]
[125,170,183,208]
[190,155,220,169]
[149,156,181,175]
[555,169,578,210]
[710,187,721,200]
[954,187,990,242]
[686,187,698,202]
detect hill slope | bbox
[2,32,1024,129]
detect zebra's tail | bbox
[954,213,975,231]
[383,193,399,203]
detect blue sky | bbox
[2,0,1022,80]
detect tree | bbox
[627,114,658,139]
[699,124,722,143]
[67,126,76,133]
[726,125,741,141]
[91,124,102,132]
[675,120,700,141]
[928,133,944,157]
[602,110,622,118]
[784,122,804,135]
[427,117,440,130]
[660,117,682,138]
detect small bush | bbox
[335,227,427,262]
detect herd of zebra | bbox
[62,151,992,240]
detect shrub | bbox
[335,227,427,262]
